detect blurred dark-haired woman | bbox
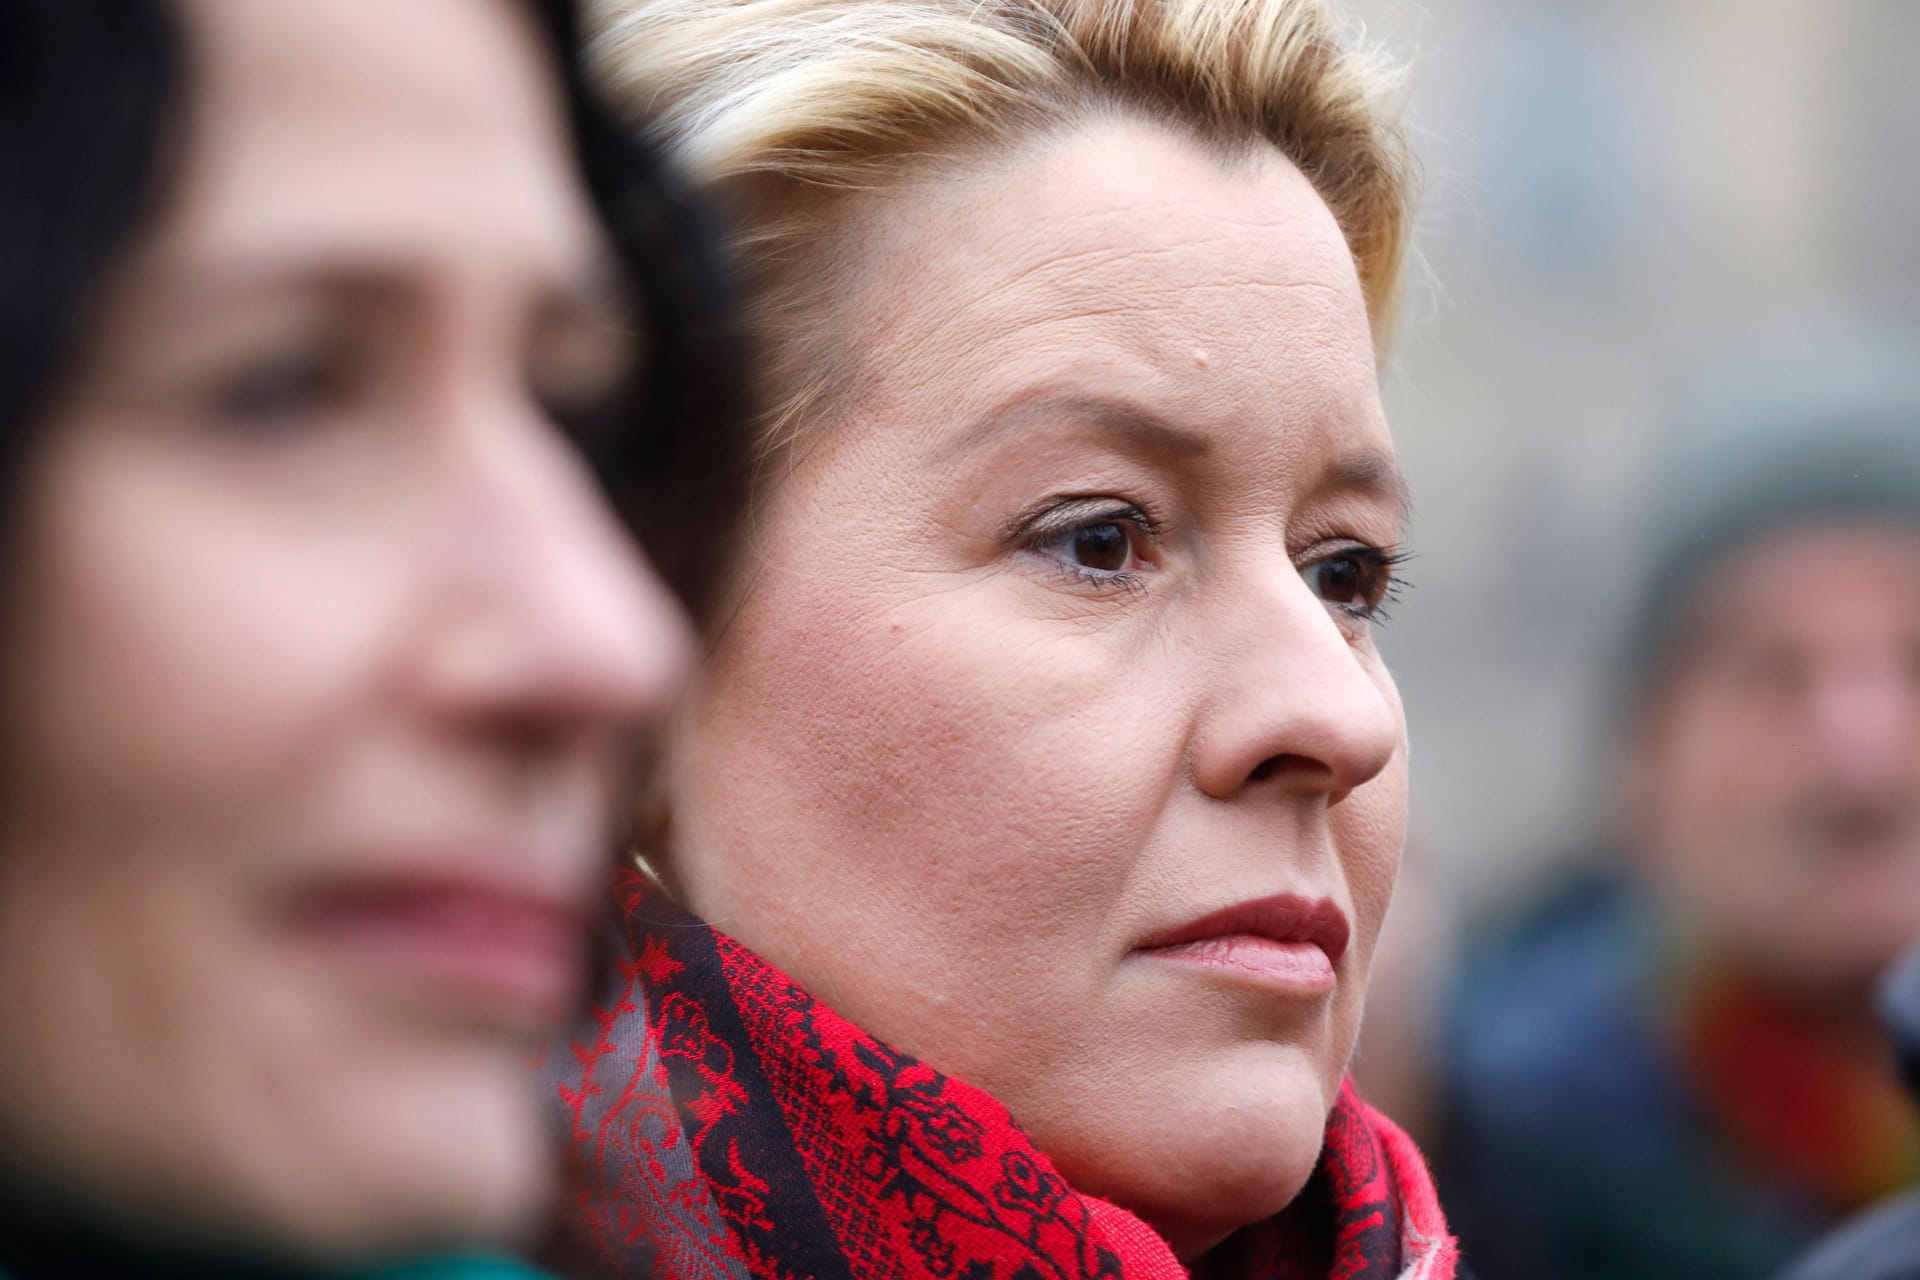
[0,0,740,1276]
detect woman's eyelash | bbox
[1014,505,1413,619]
[1017,501,1160,591]
[1325,542,1414,624]
[1374,546,1415,619]
[1014,500,1161,541]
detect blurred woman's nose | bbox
[1188,566,1401,804]
[418,400,693,734]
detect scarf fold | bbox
[549,869,1457,1280]
[1676,962,1920,1213]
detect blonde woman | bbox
[551,1,1459,1277]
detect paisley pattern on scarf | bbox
[548,868,1458,1280]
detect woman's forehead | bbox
[167,1,585,250]
[840,115,1383,426]
[866,118,1359,300]
[791,128,1390,519]
[180,0,553,134]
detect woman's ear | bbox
[628,770,669,875]
[626,735,684,898]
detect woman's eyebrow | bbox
[1323,449,1413,523]
[134,254,420,315]
[139,239,619,310]
[942,391,1212,462]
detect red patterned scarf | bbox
[547,869,1458,1280]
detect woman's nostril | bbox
[1247,753,1314,784]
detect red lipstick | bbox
[1135,894,1349,995]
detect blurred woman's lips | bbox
[1135,893,1349,995]
[284,874,591,1024]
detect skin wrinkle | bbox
[897,279,1353,378]
[664,115,1405,1261]
[945,396,1409,541]
[819,126,1362,419]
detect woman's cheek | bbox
[699,572,1174,928]
[1337,754,1410,972]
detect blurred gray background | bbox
[1346,0,1920,912]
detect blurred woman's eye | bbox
[528,312,639,439]
[1023,502,1159,588]
[208,343,355,431]
[1302,543,1411,624]
[531,368,632,441]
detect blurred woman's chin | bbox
[226,1046,553,1262]
[362,1058,553,1239]
[15,1065,551,1271]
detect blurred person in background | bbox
[547,1,1463,1278]
[0,0,739,1276]
[1781,948,1920,1274]
[1439,351,1920,1279]
[1781,942,1920,1279]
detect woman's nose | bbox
[1188,568,1402,804]
[415,409,694,740]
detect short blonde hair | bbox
[590,0,1414,460]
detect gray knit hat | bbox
[1618,329,1920,714]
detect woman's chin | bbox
[300,1085,550,1259]
[1037,1052,1335,1261]
[162,1055,553,1266]
[1143,1145,1322,1261]
[237,1159,545,1268]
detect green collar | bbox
[354,1260,554,1280]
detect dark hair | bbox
[0,0,748,615]
[0,1,180,529]
[523,0,750,616]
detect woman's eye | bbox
[210,347,350,430]
[1305,555,1367,607]
[1066,521,1134,572]
[533,373,631,441]
[528,314,639,439]
[1302,545,1409,623]
[1025,506,1156,585]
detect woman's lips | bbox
[285,875,589,1026]
[1135,893,1349,995]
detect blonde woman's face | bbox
[666,116,1408,1258]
